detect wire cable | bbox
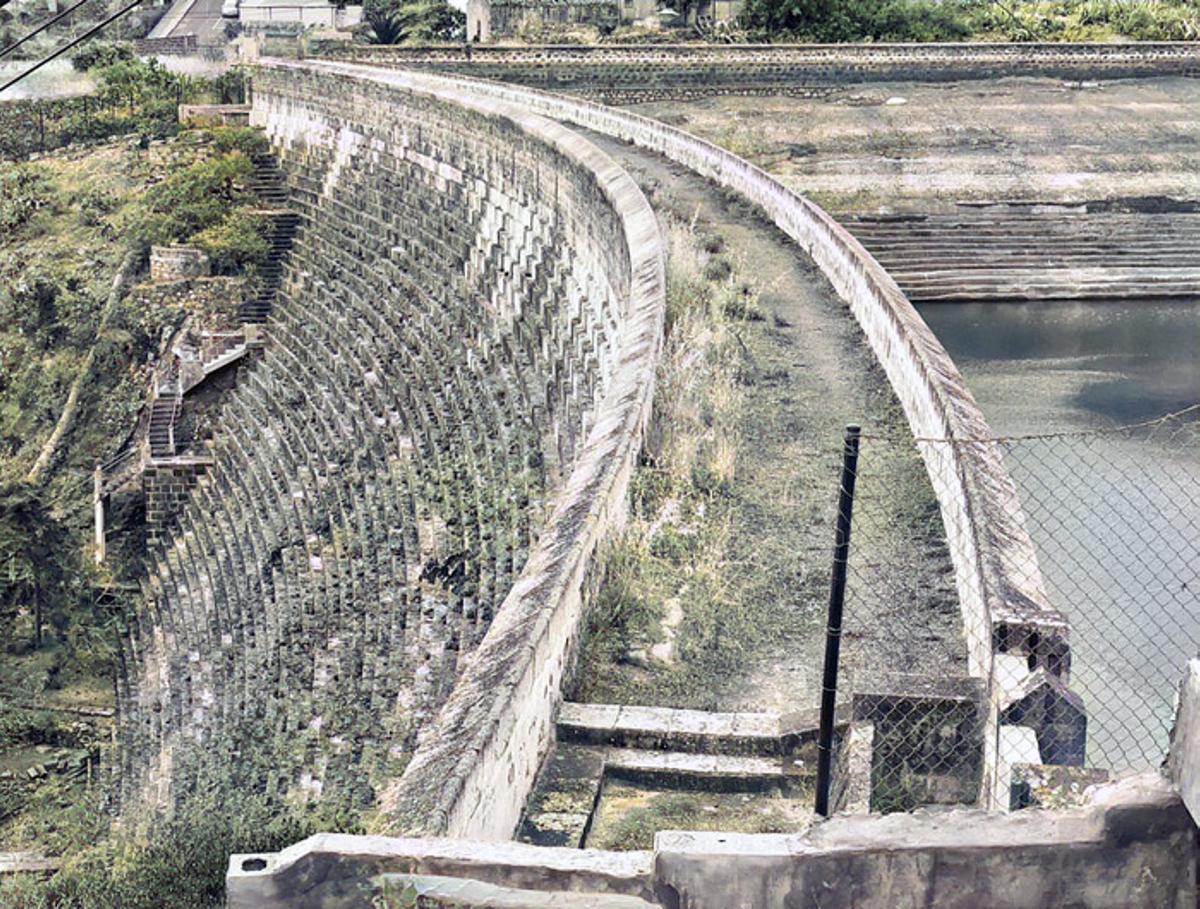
[0,0,100,60]
[0,0,144,95]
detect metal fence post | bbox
[815,423,861,817]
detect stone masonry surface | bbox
[115,62,665,825]
[321,43,1200,103]
[313,60,1064,815]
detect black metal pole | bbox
[815,423,861,818]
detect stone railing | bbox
[303,59,1067,810]
[227,770,1196,908]
[116,60,665,832]
[318,42,1200,101]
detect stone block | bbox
[150,246,211,283]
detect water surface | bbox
[919,298,1200,773]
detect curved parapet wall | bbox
[116,62,665,821]
[310,60,1067,814]
[319,42,1200,102]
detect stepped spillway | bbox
[116,64,665,818]
[844,211,1200,302]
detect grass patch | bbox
[586,783,814,851]
[573,216,799,709]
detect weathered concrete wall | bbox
[227,772,1197,908]
[1170,658,1200,826]
[654,773,1196,909]
[319,43,1200,102]
[117,62,664,826]
[227,835,655,909]
[302,60,1065,810]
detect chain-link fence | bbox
[823,407,1200,815]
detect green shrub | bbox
[207,126,268,158]
[0,164,53,234]
[210,69,249,105]
[740,0,975,42]
[191,211,269,274]
[739,0,1200,43]
[69,41,134,73]
[362,0,464,43]
[133,151,257,249]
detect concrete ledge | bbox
[227,773,1197,909]
[226,834,655,908]
[559,703,780,755]
[656,773,1196,909]
[1170,658,1200,826]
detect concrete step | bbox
[604,748,794,789]
[558,702,781,756]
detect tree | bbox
[0,481,77,649]
[362,0,464,44]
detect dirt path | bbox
[578,132,964,714]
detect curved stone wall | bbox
[320,42,1200,103]
[115,63,665,820]
[311,60,1066,815]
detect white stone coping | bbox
[559,702,780,742]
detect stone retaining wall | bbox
[227,772,1197,908]
[116,61,665,826]
[149,245,211,282]
[319,42,1200,102]
[300,59,1067,812]
[131,35,200,56]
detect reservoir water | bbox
[919,299,1200,773]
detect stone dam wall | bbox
[306,60,1069,816]
[115,63,665,821]
[318,42,1200,102]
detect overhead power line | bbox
[0,0,144,96]
[0,0,99,61]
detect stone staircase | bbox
[844,209,1200,302]
[239,153,300,324]
[147,386,182,459]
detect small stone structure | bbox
[142,459,212,548]
[177,104,252,128]
[149,245,211,282]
